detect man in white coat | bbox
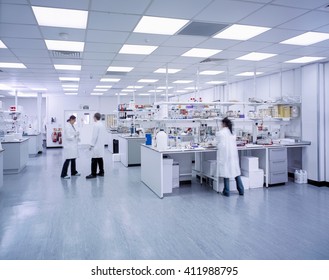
[60,115,81,179]
[217,117,244,196]
[86,113,106,179]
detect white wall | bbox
[325,63,329,182]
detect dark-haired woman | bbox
[60,115,81,179]
[216,117,244,196]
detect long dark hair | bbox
[67,115,76,122]
[222,117,233,134]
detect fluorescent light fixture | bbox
[133,16,189,35]
[214,24,270,40]
[63,88,78,91]
[0,40,7,48]
[206,81,226,85]
[31,88,47,91]
[64,92,78,95]
[15,92,37,97]
[175,90,188,93]
[119,44,158,55]
[138,79,158,83]
[107,66,134,72]
[148,90,163,93]
[161,93,174,96]
[199,70,224,75]
[0,62,26,69]
[284,56,326,63]
[280,32,329,46]
[62,84,79,88]
[115,93,128,96]
[139,93,151,96]
[0,84,12,90]
[236,72,263,76]
[127,86,144,89]
[154,68,181,74]
[45,40,84,52]
[237,52,277,61]
[157,86,173,89]
[173,80,193,84]
[32,6,88,29]
[122,89,136,92]
[185,87,199,90]
[59,77,80,81]
[93,89,108,92]
[54,64,81,71]
[182,48,221,58]
[96,85,112,89]
[91,92,104,96]
[100,78,120,82]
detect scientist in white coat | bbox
[217,117,244,196]
[60,115,81,179]
[86,112,106,179]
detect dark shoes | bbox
[97,172,104,177]
[86,174,97,179]
[221,192,230,197]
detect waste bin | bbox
[113,139,119,154]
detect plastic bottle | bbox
[294,170,299,183]
[156,129,168,150]
[302,170,308,183]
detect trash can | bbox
[113,139,119,154]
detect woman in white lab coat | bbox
[86,113,106,179]
[217,117,244,196]
[60,115,80,179]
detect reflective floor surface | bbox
[0,148,328,260]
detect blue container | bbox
[145,133,152,145]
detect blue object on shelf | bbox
[145,133,152,145]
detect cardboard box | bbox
[242,169,264,188]
[112,154,121,162]
[241,156,259,171]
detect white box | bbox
[242,169,264,188]
[163,159,173,194]
[112,154,121,162]
[241,156,259,171]
[202,160,217,177]
[202,160,211,176]
[173,178,179,188]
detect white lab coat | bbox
[216,127,241,178]
[63,122,79,160]
[90,121,106,158]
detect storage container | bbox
[241,156,259,171]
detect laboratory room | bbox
[1,0,329,268]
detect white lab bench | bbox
[141,142,311,198]
[1,138,29,174]
[26,133,42,157]
[118,135,145,167]
[0,149,4,189]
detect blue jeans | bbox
[223,176,244,196]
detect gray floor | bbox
[0,148,328,260]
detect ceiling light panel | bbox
[45,40,85,52]
[175,90,188,93]
[64,92,78,95]
[91,92,104,96]
[133,16,189,35]
[157,86,173,89]
[154,68,182,74]
[182,48,221,58]
[236,52,277,61]
[236,72,263,76]
[93,89,108,92]
[31,88,47,91]
[214,24,271,40]
[199,70,224,75]
[59,77,80,81]
[32,6,88,29]
[54,64,81,71]
[100,78,121,82]
[173,80,193,84]
[96,85,112,88]
[284,56,326,63]
[127,86,144,89]
[139,93,151,96]
[115,93,128,96]
[0,40,7,48]
[280,32,329,46]
[122,89,136,92]
[149,90,163,93]
[206,81,226,85]
[62,85,79,88]
[107,66,134,72]
[63,88,78,91]
[119,44,158,55]
[138,79,158,83]
[0,62,26,69]
[160,93,174,96]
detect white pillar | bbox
[37,92,42,133]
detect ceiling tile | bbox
[272,0,328,9]
[125,33,170,46]
[29,0,90,10]
[143,55,177,63]
[88,12,141,32]
[39,26,86,41]
[196,38,240,50]
[0,4,37,25]
[283,46,329,56]
[279,11,329,30]
[251,28,304,43]
[84,43,121,53]
[113,54,146,62]
[86,30,129,44]
[258,44,300,54]
[229,41,273,52]
[5,38,46,49]
[18,57,53,64]
[0,23,42,39]
[152,46,189,56]
[315,24,329,33]
[83,52,116,60]
[91,0,151,14]
[194,0,264,24]
[146,0,213,19]
[82,60,111,66]
[162,35,207,47]
[1,0,29,4]
[240,5,308,27]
